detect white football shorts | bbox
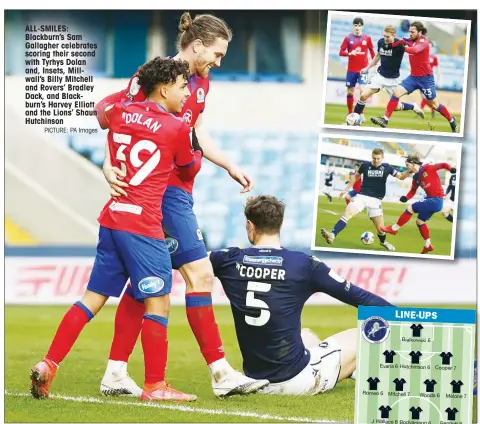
[259,338,341,396]
[367,73,400,96]
[351,194,383,218]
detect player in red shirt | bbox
[30,59,199,401]
[344,164,362,205]
[381,154,457,254]
[371,22,459,133]
[420,41,441,117]
[96,13,267,399]
[339,17,375,115]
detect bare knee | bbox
[416,218,425,225]
[407,205,414,214]
[180,257,215,293]
[144,295,170,316]
[81,290,109,315]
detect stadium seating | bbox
[329,19,465,91]
[64,130,475,250]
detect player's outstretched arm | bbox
[394,170,411,181]
[194,115,254,193]
[341,172,360,197]
[362,53,380,73]
[309,258,394,307]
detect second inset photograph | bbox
[312,135,461,260]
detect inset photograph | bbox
[322,11,471,137]
[312,136,461,259]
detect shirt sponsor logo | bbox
[138,276,165,294]
[242,255,283,266]
[367,170,384,177]
[379,47,393,56]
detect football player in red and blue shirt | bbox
[345,164,362,205]
[381,154,457,254]
[371,21,459,133]
[95,13,266,399]
[420,41,441,117]
[339,17,375,114]
[30,58,199,402]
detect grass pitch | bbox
[314,196,454,257]
[5,304,475,423]
[324,103,461,133]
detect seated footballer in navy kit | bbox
[209,195,393,395]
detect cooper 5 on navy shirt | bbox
[358,161,398,200]
[377,38,405,79]
[210,246,392,384]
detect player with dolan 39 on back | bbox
[30,59,199,402]
[381,153,457,254]
[210,195,393,395]
[95,13,266,398]
[321,148,410,251]
[339,17,375,116]
[353,25,424,119]
[371,21,459,133]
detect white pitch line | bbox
[4,391,340,423]
[318,208,339,216]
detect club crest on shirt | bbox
[361,316,390,344]
[362,40,367,45]
[183,109,193,125]
[166,237,179,254]
[423,172,428,178]
[196,88,205,103]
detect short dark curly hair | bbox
[136,58,190,97]
[245,195,285,235]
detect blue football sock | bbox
[401,102,414,111]
[332,217,348,236]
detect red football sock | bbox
[347,95,354,114]
[142,315,168,385]
[385,96,399,119]
[45,302,93,365]
[421,98,428,109]
[396,210,413,227]
[435,104,453,121]
[346,199,351,205]
[109,284,145,362]
[186,292,225,365]
[418,223,430,240]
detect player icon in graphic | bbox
[367,377,380,390]
[383,349,396,363]
[424,379,437,393]
[361,316,390,344]
[445,407,459,421]
[393,377,407,391]
[409,406,423,420]
[379,405,392,419]
[410,323,424,337]
[440,351,453,365]
[450,380,463,393]
[409,350,422,364]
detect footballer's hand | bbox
[392,39,406,48]
[450,167,457,174]
[360,67,369,74]
[349,50,357,56]
[104,165,129,197]
[227,164,254,193]
[399,195,408,203]
[339,191,346,199]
